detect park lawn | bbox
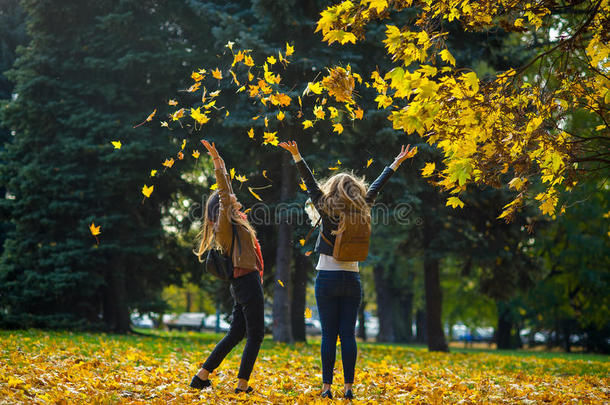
[1,330,608,404]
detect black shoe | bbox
[344,389,354,399]
[321,389,333,399]
[189,375,211,390]
[235,386,254,394]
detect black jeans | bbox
[202,271,264,380]
[315,270,362,385]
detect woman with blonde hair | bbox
[279,140,414,400]
[189,140,264,395]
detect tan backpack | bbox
[317,211,371,262]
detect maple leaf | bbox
[367,158,373,167]
[277,111,285,121]
[313,105,325,119]
[244,55,254,67]
[212,68,222,80]
[150,170,157,177]
[210,183,218,190]
[192,150,200,159]
[162,158,174,168]
[267,55,277,65]
[171,108,185,121]
[185,82,201,93]
[247,128,255,138]
[190,107,209,125]
[285,42,294,56]
[446,196,465,208]
[248,187,262,201]
[142,184,154,198]
[235,174,248,183]
[191,71,204,82]
[302,120,314,129]
[299,180,307,191]
[160,121,169,128]
[263,131,279,146]
[305,307,312,319]
[421,162,436,177]
[89,222,101,236]
[440,49,456,66]
[304,81,323,95]
[111,141,121,149]
[299,239,306,246]
[177,151,184,160]
[230,168,236,180]
[133,109,157,128]
[168,99,178,106]
[333,123,344,134]
[354,107,364,120]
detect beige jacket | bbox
[214,164,258,271]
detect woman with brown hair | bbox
[189,140,264,394]
[279,140,414,400]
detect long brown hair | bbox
[194,191,257,262]
[318,171,371,234]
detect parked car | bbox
[306,318,321,335]
[203,314,231,332]
[166,312,207,331]
[130,312,154,329]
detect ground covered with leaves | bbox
[1,330,608,404]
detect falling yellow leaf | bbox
[150,170,157,177]
[329,166,339,170]
[278,279,285,287]
[210,183,218,190]
[354,107,364,120]
[302,120,313,129]
[142,184,154,198]
[305,307,312,319]
[162,158,175,168]
[329,106,339,118]
[204,100,216,109]
[333,123,344,134]
[177,151,184,160]
[133,109,157,128]
[226,40,235,50]
[252,115,260,120]
[446,196,465,209]
[230,168,236,180]
[267,55,277,65]
[171,108,185,121]
[264,117,269,127]
[235,174,248,183]
[192,150,200,159]
[248,187,262,201]
[262,170,272,182]
[286,42,294,56]
[277,111,285,121]
[248,128,255,138]
[160,121,169,128]
[185,82,201,93]
[263,131,279,146]
[305,250,312,256]
[181,139,186,150]
[212,68,222,80]
[190,107,209,125]
[168,99,178,106]
[191,71,204,82]
[313,105,325,119]
[210,90,221,98]
[299,239,306,246]
[367,158,373,167]
[111,141,122,149]
[244,54,254,67]
[299,180,307,191]
[89,222,101,236]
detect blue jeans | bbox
[315,270,362,384]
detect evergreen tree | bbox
[0,0,206,331]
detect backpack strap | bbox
[302,217,322,246]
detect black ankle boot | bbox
[344,389,354,399]
[321,389,333,399]
[189,375,211,390]
[235,386,254,394]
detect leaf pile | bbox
[1,330,608,404]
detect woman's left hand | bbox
[201,139,220,159]
[393,144,417,167]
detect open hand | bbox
[278,141,300,156]
[393,144,417,167]
[200,140,220,159]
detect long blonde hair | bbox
[194,191,257,262]
[318,171,371,234]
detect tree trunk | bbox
[496,302,512,349]
[273,153,295,343]
[357,299,366,341]
[415,309,426,343]
[291,250,309,342]
[395,292,414,342]
[373,264,395,342]
[423,256,448,351]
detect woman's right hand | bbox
[200,139,219,159]
[279,141,300,157]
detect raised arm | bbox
[279,141,323,205]
[366,144,416,203]
[201,140,234,244]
